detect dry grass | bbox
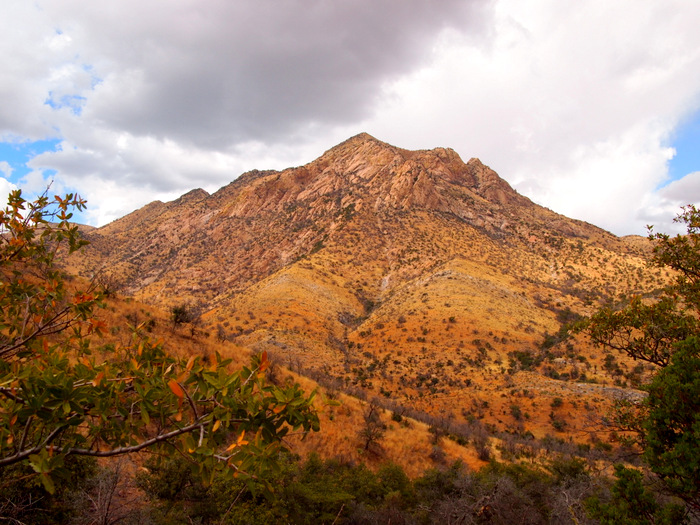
[60,136,671,475]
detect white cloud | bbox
[0,163,19,207]
[362,0,700,234]
[0,161,12,179]
[639,171,700,234]
[26,125,355,224]
[659,172,700,204]
[0,176,18,205]
[37,0,489,146]
[2,0,491,224]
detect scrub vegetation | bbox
[3,183,700,522]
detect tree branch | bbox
[0,305,77,359]
[0,425,65,467]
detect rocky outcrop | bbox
[73,133,628,305]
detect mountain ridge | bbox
[68,133,663,438]
[72,131,648,320]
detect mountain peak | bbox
[70,134,651,457]
[347,131,379,143]
[198,134,534,225]
[339,132,383,146]
[321,132,395,158]
[174,188,209,205]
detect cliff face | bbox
[200,133,528,222]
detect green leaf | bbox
[39,473,56,494]
[141,403,150,425]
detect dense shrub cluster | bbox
[5,452,676,524]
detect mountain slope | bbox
[75,133,639,300]
[71,133,665,438]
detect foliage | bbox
[170,303,193,326]
[0,455,96,524]
[69,459,150,525]
[586,465,687,525]
[642,336,700,511]
[581,204,700,516]
[138,452,391,524]
[546,456,588,484]
[0,190,319,493]
[0,190,93,361]
[170,302,204,338]
[139,451,692,524]
[585,295,696,367]
[137,455,234,524]
[583,205,700,367]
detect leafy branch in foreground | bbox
[0,190,319,493]
[580,204,700,518]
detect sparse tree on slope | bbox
[358,398,385,453]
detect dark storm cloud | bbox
[59,0,491,147]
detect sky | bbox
[2,0,700,236]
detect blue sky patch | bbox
[0,139,61,184]
[45,92,87,115]
[666,109,700,185]
[0,139,88,222]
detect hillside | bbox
[69,133,669,442]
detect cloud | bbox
[0,161,12,179]
[659,172,700,203]
[0,5,59,140]
[26,125,352,223]
[0,174,18,204]
[640,171,700,234]
[1,0,493,223]
[2,0,700,234]
[39,0,491,147]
